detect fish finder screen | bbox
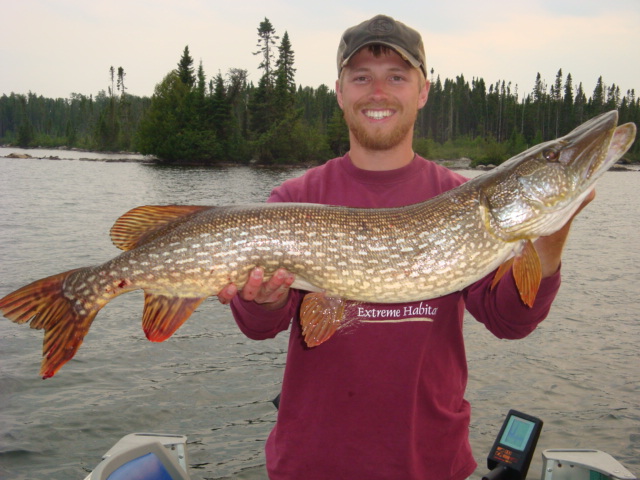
[500,415,535,451]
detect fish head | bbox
[480,110,637,240]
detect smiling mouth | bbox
[363,109,395,120]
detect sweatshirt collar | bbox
[340,153,421,185]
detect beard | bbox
[343,101,418,151]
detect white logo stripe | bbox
[359,317,434,324]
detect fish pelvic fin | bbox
[491,239,541,308]
[0,268,99,379]
[300,293,345,347]
[111,205,211,251]
[142,293,205,342]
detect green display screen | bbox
[499,416,535,451]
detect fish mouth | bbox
[562,111,636,186]
[483,110,636,240]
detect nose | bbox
[369,78,389,102]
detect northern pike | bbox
[0,110,636,378]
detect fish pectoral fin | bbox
[111,205,212,250]
[490,240,541,307]
[511,239,542,308]
[0,268,98,379]
[300,293,345,347]
[142,293,206,342]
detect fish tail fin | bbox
[142,293,206,342]
[300,293,345,347]
[0,269,100,378]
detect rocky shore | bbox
[2,149,637,171]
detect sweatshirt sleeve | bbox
[463,267,561,339]
[230,290,302,340]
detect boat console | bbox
[84,411,636,480]
[83,433,189,480]
[482,410,636,480]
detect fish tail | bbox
[0,268,100,378]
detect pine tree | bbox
[117,67,127,96]
[253,18,279,86]
[574,82,587,124]
[591,76,605,114]
[177,46,195,87]
[274,31,296,109]
[552,69,563,137]
[562,73,574,134]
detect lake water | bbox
[0,151,638,479]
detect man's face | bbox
[336,47,429,152]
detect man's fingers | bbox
[217,267,295,306]
[241,267,265,301]
[217,283,238,305]
[257,269,294,303]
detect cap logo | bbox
[368,17,394,36]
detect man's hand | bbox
[217,267,295,310]
[535,189,596,277]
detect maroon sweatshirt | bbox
[231,154,560,480]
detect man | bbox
[218,14,591,479]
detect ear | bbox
[336,79,344,109]
[418,80,430,109]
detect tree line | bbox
[1,17,638,164]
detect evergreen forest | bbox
[1,17,638,166]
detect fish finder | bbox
[483,410,543,480]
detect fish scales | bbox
[0,110,636,377]
[66,195,504,307]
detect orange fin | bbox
[491,258,515,290]
[142,293,205,342]
[300,293,345,347]
[110,205,212,251]
[512,239,542,307]
[0,268,99,379]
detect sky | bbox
[2,0,639,101]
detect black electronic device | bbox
[483,409,543,480]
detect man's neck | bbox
[348,142,416,171]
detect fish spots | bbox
[175,258,195,265]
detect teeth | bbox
[365,110,393,120]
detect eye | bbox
[543,148,560,162]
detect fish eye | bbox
[542,148,560,162]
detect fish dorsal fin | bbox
[142,292,206,342]
[491,239,541,307]
[300,293,345,347]
[111,205,211,251]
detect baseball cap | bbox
[337,14,427,78]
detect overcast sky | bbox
[2,0,639,101]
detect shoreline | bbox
[1,149,638,172]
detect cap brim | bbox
[340,41,424,76]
